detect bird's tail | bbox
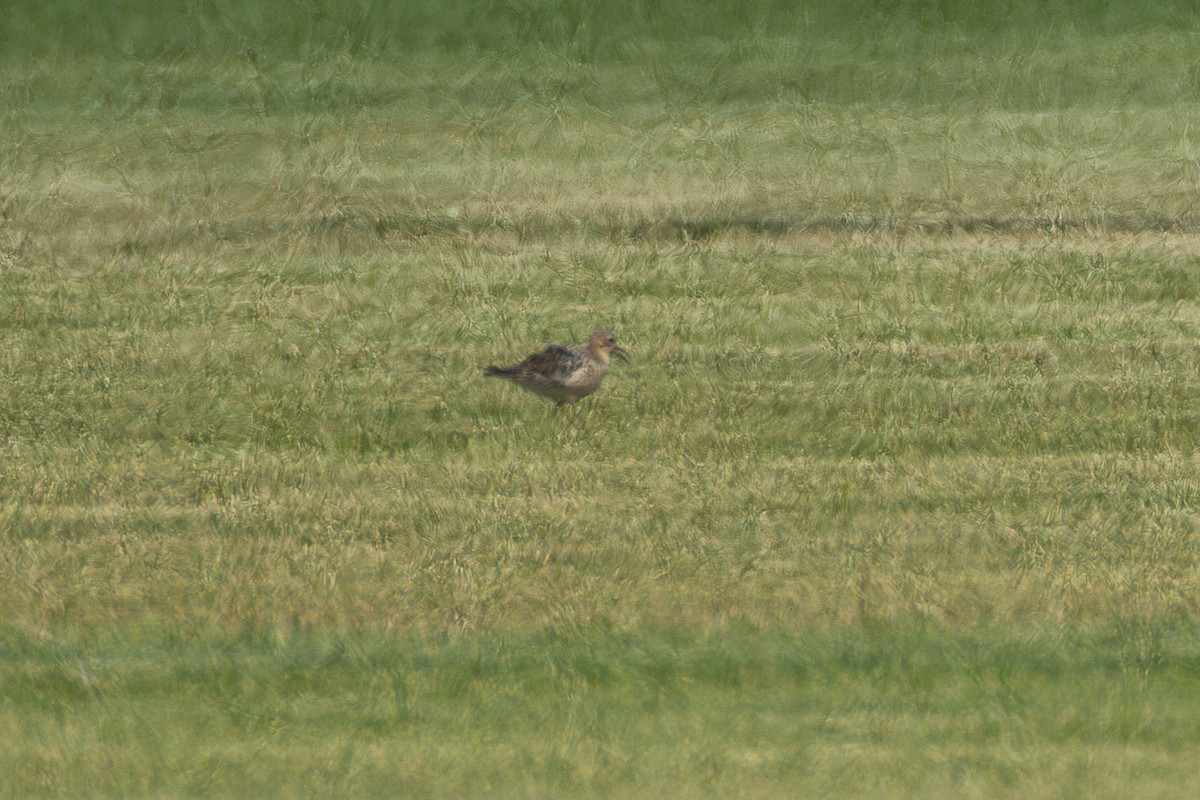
[483,365,516,378]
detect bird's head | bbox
[589,330,629,362]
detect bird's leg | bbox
[557,400,588,436]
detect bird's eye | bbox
[607,337,616,344]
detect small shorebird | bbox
[484,330,629,405]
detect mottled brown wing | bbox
[522,345,584,384]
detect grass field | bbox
[2,0,1199,796]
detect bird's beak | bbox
[612,345,630,361]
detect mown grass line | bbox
[4,625,1200,798]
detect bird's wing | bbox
[521,344,585,383]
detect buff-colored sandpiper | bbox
[485,330,629,405]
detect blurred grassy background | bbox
[2,1,1199,797]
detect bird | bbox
[484,330,629,405]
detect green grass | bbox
[2,0,1200,796]
[5,627,1200,798]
